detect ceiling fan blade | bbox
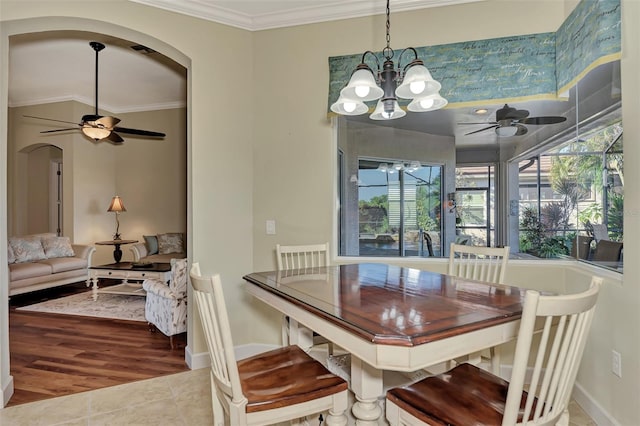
[464,125,498,135]
[458,121,498,125]
[113,126,166,138]
[95,116,121,129]
[40,128,79,134]
[24,115,80,126]
[496,104,529,121]
[520,116,567,125]
[106,132,124,144]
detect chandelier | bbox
[330,0,447,120]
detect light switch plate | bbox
[266,220,276,235]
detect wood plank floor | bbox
[7,282,189,407]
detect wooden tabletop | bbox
[243,263,526,347]
[91,261,171,272]
[95,239,138,246]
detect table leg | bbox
[350,355,383,425]
[288,319,314,352]
[113,243,123,263]
[90,275,99,301]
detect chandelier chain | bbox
[386,0,391,50]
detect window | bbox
[340,158,443,257]
[517,120,623,271]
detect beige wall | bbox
[8,103,186,266]
[1,0,639,423]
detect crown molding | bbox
[129,0,485,31]
[9,95,185,114]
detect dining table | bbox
[243,262,527,425]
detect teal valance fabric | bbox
[556,0,622,94]
[327,0,621,115]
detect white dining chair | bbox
[448,242,510,284]
[447,242,510,373]
[386,277,602,426]
[189,263,348,426]
[276,242,330,271]
[276,242,334,354]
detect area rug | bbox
[16,291,146,322]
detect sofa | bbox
[129,233,186,263]
[8,233,95,296]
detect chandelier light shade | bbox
[407,92,448,112]
[107,195,126,240]
[330,94,369,115]
[330,0,447,120]
[370,99,406,120]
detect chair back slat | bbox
[448,243,509,284]
[502,277,602,425]
[276,242,330,271]
[190,263,246,408]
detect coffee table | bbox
[89,262,172,301]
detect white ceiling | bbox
[8,0,616,150]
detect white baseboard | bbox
[2,375,14,408]
[185,343,280,371]
[184,344,210,370]
[573,382,620,426]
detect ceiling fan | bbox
[25,41,166,144]
[460,104,567,137]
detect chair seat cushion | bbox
[238,345,348,413]
[387,363,535,425]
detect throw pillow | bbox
[157,233,184,255]
[8,243,16,264]
[42,236,75,258]
[144,235,159,255]
[9,236,47,263]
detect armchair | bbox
[142,257,188,349]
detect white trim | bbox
[184,344,209,370]
[185,343,280,371]
[573,382,621,426]
[9,95,185,113]
[2,375,13,407]
[130,0,485,31]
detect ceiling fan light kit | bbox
[330,0,447,120]
[25,41,166,144]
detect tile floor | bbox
[1,367,597,426]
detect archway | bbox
[2,18,191,407]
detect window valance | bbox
[327,0,621,115]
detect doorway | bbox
[455,165,496,247]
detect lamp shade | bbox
[495,125,519,137]
[395,63,441,99]
[330,95,369,115]
[107,196,126,212]
[340,67,384,102]
[82,125,111,141]
[407,92,448,112]
[370,99,406,120]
